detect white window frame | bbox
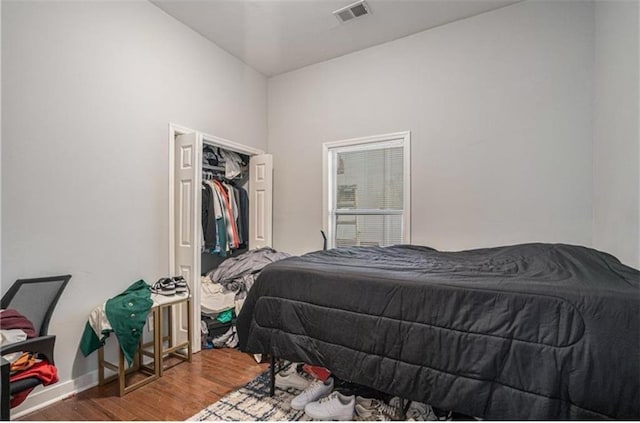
[322,131,411,249]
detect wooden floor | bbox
[18,348,268,421]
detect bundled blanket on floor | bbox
[209,247,291,294]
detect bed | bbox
[236,243,640,420]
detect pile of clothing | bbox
[203,146,245,180]
[200,248,290,349]
[1,309,59,408]
[1,309,36,346]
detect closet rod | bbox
[203,164,225,172]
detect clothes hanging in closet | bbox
[202,179,249,256]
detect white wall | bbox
[2,0,266,414]
[593,0,639,268]
[268,1,595,255]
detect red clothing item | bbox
[303,364,331,382]
[9,361,58,408]
[0,309,37,338]
[212,180,240,248]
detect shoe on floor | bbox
[224,329,238,348]
[388,396,402,410]
[355,396,383,417]
[406,401,437,421]
[290,377,334,410]
[211,326,235,348]
[305,391,355,421]
[356,396,390,410]
[151,278,176,295]
[354,396,385,420]
[355,397,400,421]
[276,367,310,391]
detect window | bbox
[323,131,410,249]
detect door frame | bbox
[168,123,265,352]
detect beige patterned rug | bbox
[188,369,310,421]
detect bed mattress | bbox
[237,243,640,419]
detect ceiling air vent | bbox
[333,0,371,24]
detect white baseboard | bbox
[10,370,99,419]
[10,349,202,418]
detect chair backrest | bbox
[1,275,71,336]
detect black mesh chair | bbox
[0,275,71,420]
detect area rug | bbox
[188,369,310,421]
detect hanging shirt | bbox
[213,180,240,249]
[208,181,223,220]
[237,186,249,246]
[211,180,232,254]
[202,183,218,250]
[231,185,244,246]
[207,180,228,255]
[223,182,240,244]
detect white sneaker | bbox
[356,396,386,409]
[388,396,403,410]
[355,397,400,421]
[275,368,310,391]
[290,377,334,410]
[406,401,437,421]
[305,391,355,420]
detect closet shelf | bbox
[203,164,225,172]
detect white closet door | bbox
[249,154,273,249]
[173,132,200,349]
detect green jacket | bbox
[80,280,152,365]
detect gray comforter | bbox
[237,243,640,420]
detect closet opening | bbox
[168,123,272,353]
[201,143,251,274]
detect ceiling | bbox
[152,0,518,77]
